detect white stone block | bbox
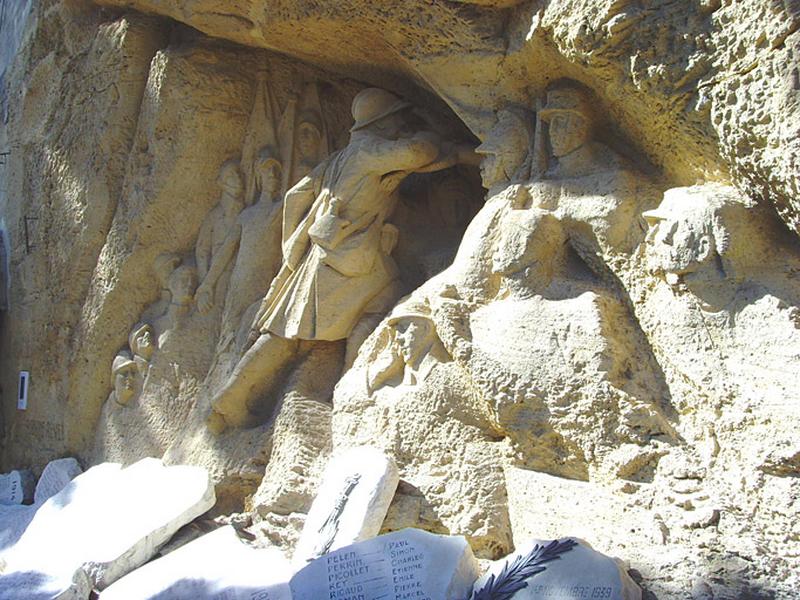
[1,458,215,600]
[100,525,292,600]
[34,458,82,505]
[470,538,641,600]
[0,504,36,557]
[0,470,35,505]
[292,446,399,566]
[290,528,480,600]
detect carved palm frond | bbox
[469,538,578,600]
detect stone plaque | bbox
[0,470,34,505]
[471,538,641,600]
[292,446,399,566]
[102,525,292,600]
[33,457,82,504]
[2,458,215,599]
[290,528,480,600]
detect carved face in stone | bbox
[153,253,181,290]
[217,161,243,196]
[475,109,531,189]
[168,264,198,306]
[394,316,433,366]
[112,354,138,405]
[115,366,137,404]
[256,156,282,199]
[547,112,591,158]
[368,111,406,140]
[129,324,155,361]
[297,121,322,160]
[643,193,716,282]
[539,85,595,159]
[644,216,712,280]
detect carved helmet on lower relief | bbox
[256,145,282,172]
[112,351,136,375]
[386,298,433,326]
[350,88,411,132]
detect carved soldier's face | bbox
[476,146,504,190]
[547,112,590,157]
[394,317,432,366]
[258,162,281,199]
[114,364,138,405]
[476,110,530,189]
[297,122,322,160]
[369,112,405,140]
[644,213,713,281]
[218,166,243,196]
[132,326,155,360]
[168,265,198,306]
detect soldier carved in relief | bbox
[207,88,474,433]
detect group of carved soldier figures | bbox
[106,76,795,441]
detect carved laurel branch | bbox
[468,538,578,600]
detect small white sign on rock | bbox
[0,470,35,505]
[33,457,82,505]
[1,458,215,600]
[101,525,292,600]
[470,538,641,600]
[292,446,399,566]
[290,528,480,600]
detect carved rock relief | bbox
[2,3,798,596]
[78,52,800,591]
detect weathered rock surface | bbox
[0,1,798,598]
[0,458,215,599]
[87,0,800,236]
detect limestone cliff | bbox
[1,1,798,598]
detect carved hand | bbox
[380,223,399,255]
[195,286,214,314]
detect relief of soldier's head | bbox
[167,263,199,307]
[643,184,776,286]
[539,82,596,158]
[388,310,437,368]
[112,352,138,406]
[217,159,244,196]
[350,88,411,140]
[367,297,449,392]
[255,146,283,199]
[475,107,533,189]
[297,110,323,160]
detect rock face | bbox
[1,1,799,598]
[0,459,215,599]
